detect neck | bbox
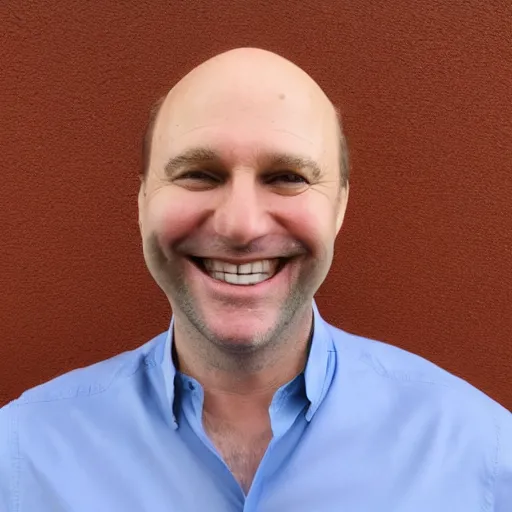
[173,305,313,418]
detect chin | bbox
[199,314,277,350]
[168,271,312,352]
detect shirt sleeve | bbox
[0,402,13,512]
[494,406,512,511]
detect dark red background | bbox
[1,1,511,408]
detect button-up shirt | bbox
[1,303,511,511]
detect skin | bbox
[138,47,349,491]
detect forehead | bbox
[151,81,337,168]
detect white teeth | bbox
[207,260,236,273]
[238,263,253,274]
[252,261,263,273]
[224,273,268,285]
[201,258,280,286]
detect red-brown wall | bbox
[1,1,511,409]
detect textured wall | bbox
[1,1,511,409]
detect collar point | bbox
[305,404,317,422]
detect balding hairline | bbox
[334,107,350,188]
[141,96,349,188]
[141,95,166,180]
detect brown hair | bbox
[141,95,166,180]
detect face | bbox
[138,77,348,352]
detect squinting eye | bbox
[266,173,309,186]
[174,170,221,191]
[178,170,218,182]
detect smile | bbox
[190,258,285,286]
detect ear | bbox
[335,183,349,235]
[137,178,146,235]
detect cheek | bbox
[276,196,338,257]
[144,190,201,244]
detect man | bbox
[0,48,510,511]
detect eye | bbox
[174,170,221,190]
[265,172,309,186]
[178,170,219,182]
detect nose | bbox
[212,173,271,246]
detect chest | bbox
[203,413,273,493]
[21,419,490,512]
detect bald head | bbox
[141,48,349,186]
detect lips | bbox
[190,257,285,285]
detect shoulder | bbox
[0,402,13,509]
[494,401,512,510]
[327,322,511,434]
[2,331,168,408]
[327,323,512,507]
[327,322,512,438]
[329,322,505,402]
[0,331,168,507]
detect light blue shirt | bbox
[1,303,511,511]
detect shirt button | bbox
[188,382,195,391]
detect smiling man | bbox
[0,48,511,511]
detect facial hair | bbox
[143,231,327,370]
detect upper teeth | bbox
[202,259,279,285]
[204,259,272,274]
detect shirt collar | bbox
[304,301,336,420]
[158,300,335,427]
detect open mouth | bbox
[189,257,288,286]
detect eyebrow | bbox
[265,153,323,181]
[164,148,221,177]
[164,147,323,180]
